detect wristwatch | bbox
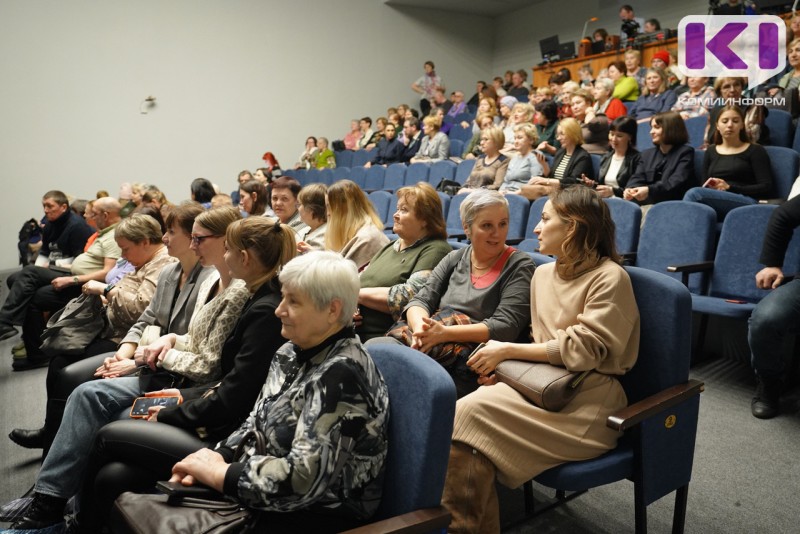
[72,276,80,285]
[104,284,115,297]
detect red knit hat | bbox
[651,51,670,66]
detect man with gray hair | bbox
[4,196,123,370]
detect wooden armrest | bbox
[607,379,704,431]
[341,507,451,534]
[666,261,714,274]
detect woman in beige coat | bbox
[441,185,641,533]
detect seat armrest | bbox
[448,232,467,240]
[667,261,714,288]
[621,251,637,265]
[666,261,714,274]
[506,238,523,245]
[607,379,705,431]
[341,507,452,534]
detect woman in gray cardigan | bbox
[411,115,451,163]
[400,190,534,396]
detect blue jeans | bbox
[35,377,142,499]
[748,279,800,379]
[683,187,757,221]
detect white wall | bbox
[492,0,713,74]
[0,0,493,270]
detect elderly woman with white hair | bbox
[592,77,628,122]
[381,189,535,397]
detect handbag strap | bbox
[233,429,267,461]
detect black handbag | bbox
[39,294,108,356]
[435,178,461,196]
[109,431,266,534]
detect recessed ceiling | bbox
[385,0,541,18]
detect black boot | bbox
[751,376,782,419]
[9,427,45,449]
[10,492,67,530]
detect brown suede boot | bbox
[442,441,500,534]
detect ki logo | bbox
[678,15,786,90]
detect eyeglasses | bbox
[190,234,221,245]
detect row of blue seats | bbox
[289,144,800,201]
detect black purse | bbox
[110,430,265,534]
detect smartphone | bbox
[468,342,486,359]
[156,480,221,499]
[129,395,182,418]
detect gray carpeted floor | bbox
[1,329,798,532]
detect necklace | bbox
[471,249,504,271]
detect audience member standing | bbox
[411,60,444,117]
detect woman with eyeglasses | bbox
[9,203,215,454]
[10,212,298,531]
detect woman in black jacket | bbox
[520,118,594,201]
[625,111,697,205]
[584,116,642,198]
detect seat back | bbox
[765,146,800,200]
[367,344,456,519]
[455,159,476,185]
[637,201,716,294]
[430,160,457,185]
[337,150,355,169]
[364,166,386,191]
[604,197,641,256]
[590,154,601,181]
[351,149,373,168]
[367,191,393,224]
[506,194,530,242]
[405,162,431,186]
[764,108,794,148]
[304,168,321,186]
[449,124,473,143]
[382,163,406,192]
[449,139,464,157]
[521,196,548,248]
[318,168,335,186]
[437,192,451,219]
[332,167,351,183]
[709,204,799,302]
[445,192,469,235]
[636,122,654,151]
[620,267,693,404]
[685,115,708,148]
[349,166,367,189]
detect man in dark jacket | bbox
[401,117,423,163]
[749,195,800,419]
[0,190,94,342]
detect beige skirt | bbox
[452,372,626,488]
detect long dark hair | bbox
[550,186,620,279]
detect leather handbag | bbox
[494,360,591,411]
[110,431,266,534]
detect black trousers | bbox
[78,421,366,533]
